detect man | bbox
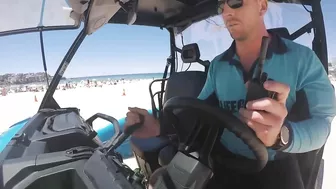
[125,0,336,188]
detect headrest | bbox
[267,27,291,39]
[181,43,201,63]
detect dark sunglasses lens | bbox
[217,0,243,14]
[227,0,243,9]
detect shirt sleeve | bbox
[198,60,216,100]
[283,51,336,153]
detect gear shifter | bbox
[104,114,145,154]
[245,36,277,102]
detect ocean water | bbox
[8,73,165,87]
[61,72,164,84]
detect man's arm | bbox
[198,60,219,106]
[283,52,336,153]
[198,69,215,100]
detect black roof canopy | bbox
[107,0,316,30]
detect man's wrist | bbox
[271,120,293,151]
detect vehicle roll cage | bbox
[12,0,322,113]
[0,1,329,188]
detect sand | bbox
[0,79,162,133]
[0,79,335,188]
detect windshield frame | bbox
[0,0,80,38]
[0,25,80,38]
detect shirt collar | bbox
[219,31,289,64]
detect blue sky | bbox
[0,1,335,78]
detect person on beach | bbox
[125,0,336,188]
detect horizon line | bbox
[0,71,165,78]
[66,72,165,79]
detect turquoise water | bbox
[23,73,165,86]
[63,73,164,83]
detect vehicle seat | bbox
[163,71,207,103]
[130,44,208,178]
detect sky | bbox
[0,0,335,78]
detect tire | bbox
[315,159,324,189]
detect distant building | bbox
[329,57,336,76]
[331,57,336,66]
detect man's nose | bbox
[222,3,235,18]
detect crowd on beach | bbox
[58,79,126,90]
[1,74,335,97]
[0,78,156,97]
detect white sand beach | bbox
[0,79,335,188]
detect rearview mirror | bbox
[0,0,79,36]
[127,0,139,25]
[181,43,201,63]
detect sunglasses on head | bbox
[218,0,244,14]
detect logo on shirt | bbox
[219,99,246,112]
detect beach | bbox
[0,79,335,188]
[0,79,162,133]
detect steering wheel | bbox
[163,96,268,173]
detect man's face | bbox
[221,0,267,41]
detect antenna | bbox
[254,36,270,81]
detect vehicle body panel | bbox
[0,109,153,158]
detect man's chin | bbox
[229,32,247,41]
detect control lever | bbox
[104,114,145,154]
[246,36,277,102]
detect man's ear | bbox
[260,0,268,16]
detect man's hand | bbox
[239,80,290,147]
[125,107,160,138]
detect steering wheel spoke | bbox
[182,118,203,152]
[198,126,219,169]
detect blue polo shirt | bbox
[198,33,336,160]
